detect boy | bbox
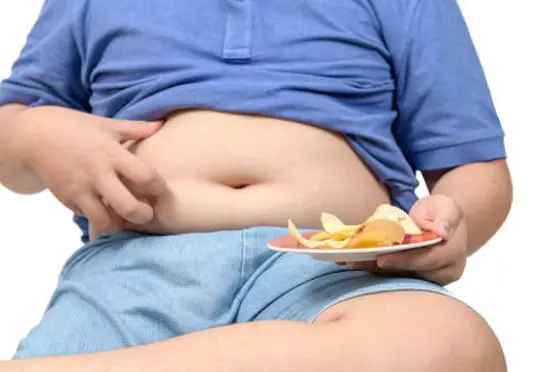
[0,0,512,371]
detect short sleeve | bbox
[0,0,89,111]
[382,0,506,171]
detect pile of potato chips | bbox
[288,204,422,249]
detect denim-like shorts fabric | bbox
[13,227,451,358]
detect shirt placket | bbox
[223,0,254,61]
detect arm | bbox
[0,104,51,193]
[423,159,513,255]
[0,0,88,193]
[347,0,510,285]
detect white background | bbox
[0,1,556,371]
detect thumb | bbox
[430,200,463,240]
[411,195,463,239]
[108,119,163,142]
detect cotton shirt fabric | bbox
[0,0,506,241]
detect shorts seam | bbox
[233,252,286,321]
[237,229,247,293]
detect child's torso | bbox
[70,0,412,237]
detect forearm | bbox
[427,160,513,255]
[0,104,45,193]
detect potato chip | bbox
[330,228,359,240]
[309,231,332,241]
[321,213,357,233]
[319,240,351,249]
[309,228,356,242]
[369,204,422,235]
[288,220,350,249]
[346,219,405,248]
[288,205,422,250]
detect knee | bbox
[316,291,507,372]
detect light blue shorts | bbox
[14,227,450,358]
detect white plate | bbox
[267,234,443,262]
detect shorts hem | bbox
[301,282,455,323]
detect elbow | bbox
[495,160,514,227]
[0,180,45,195]
[0,167,46,195]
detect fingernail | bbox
[380,260,396,269]
[438,221,454,236]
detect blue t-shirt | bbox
[0,0,506,242]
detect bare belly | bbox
[124,110,390,234]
